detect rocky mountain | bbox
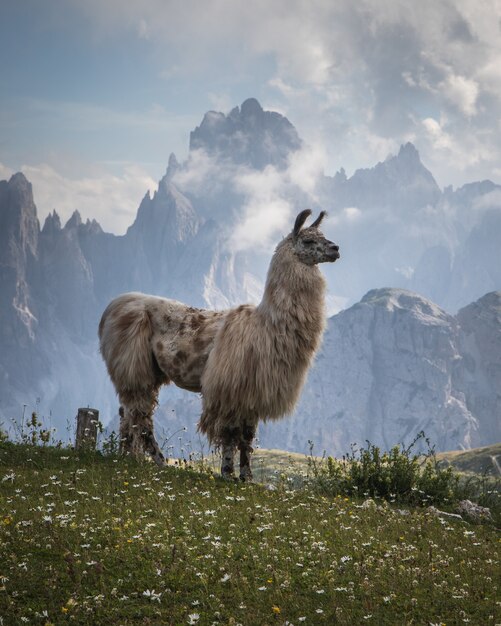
[456,291,501,445]
[0,98,500,454]
[261,288,492,456]
[189,97,302,170]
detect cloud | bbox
[0,163,14,181]
[9,0,501,194]
[231,194,291,253]
[287,142,327,195]
[421,115,496,181]
[174,150,296,253]
[227,141,334,252]
[439,73,479,117]
[473,189,501,211]
[173,149,226,196]
[171,139,327,253]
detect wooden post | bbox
[75,408,99,450]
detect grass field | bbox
[0,441,499,625]
[436,444,501,476]
[248,443,501,479]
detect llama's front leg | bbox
[221,427,238,478]
[238,423,256,482]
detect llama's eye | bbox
[303,239,315,245]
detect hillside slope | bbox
[0,443,499,625]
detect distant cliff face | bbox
[0,173,39,337]
[456,292,501,444]
[0,98,500,454]
[261,288,492,456]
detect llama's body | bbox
[99,210,339,478]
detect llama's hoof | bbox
[221,466,237,481]
[239,469,253,482]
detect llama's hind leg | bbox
[119,405,134,455]
[220,427,239,479]
[238,422,256,482]
[119,389,165,466]
[136,412,165,467]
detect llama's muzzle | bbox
[327,242,340,261]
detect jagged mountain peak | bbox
[65,210,82,230]
[0,171,39,258]
[1,172,36,214]
[459,290,501,323]
[397,141,420,160]
[8,171,30,187]
[329,141,441,210]
[82,217,103,235]
[239,97,263,116]
[375,142,436,181]
[189,98,302,170]
[42,210,62,234]
[165,152,180,180]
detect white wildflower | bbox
[142,589,161,603]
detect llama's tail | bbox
[99,293,158,399]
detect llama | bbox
[98,209,340,479]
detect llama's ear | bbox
[310,211,327,229]
[293,209,312,237]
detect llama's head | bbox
[290,209,340,266]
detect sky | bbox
[1,0,501,234]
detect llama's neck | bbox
[257,245,326,328]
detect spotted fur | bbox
[98,209,339,479]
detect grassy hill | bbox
[249,443,501,478]
[436,443,501,476]
[0,442,499,625]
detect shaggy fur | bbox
[98,209,340,478]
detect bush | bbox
[308,431,460,506]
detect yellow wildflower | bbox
[272,605,281,614]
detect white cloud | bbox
[231,195,291,253]
[231,165,292,252]
[207,92,233,113]
[0,163,15,181]
[343,207,362,221]
[422,117,454,151]
[421,115,496,180]
[8,0,501,200]
[473,189,501,211]
[439,73,479,117]
[173,149,226,196]
[231,141,330,252]
[287,142,326,195]
[326,206,364,228]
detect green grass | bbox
[251,443,501,481]
[0,442,500,625]
[437,443,501,476]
